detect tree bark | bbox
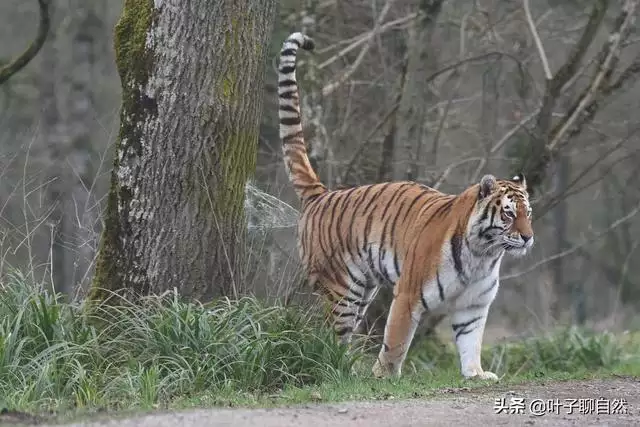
[92,0,276,301]
[391,0,444,181]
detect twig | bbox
[524,0,552,80]
[341,102,400,183]
[431,157,485,190]
[470,108,540,182]
[0,0,51,85]
[318,13,417,67]
[321,0,397,97]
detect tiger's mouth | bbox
[502,241,530,257]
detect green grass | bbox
[1,270,639,423]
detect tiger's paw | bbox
[372,359,389,378]
[372,358,398,378]
[464,370,499,381]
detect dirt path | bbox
[9,377,640,427]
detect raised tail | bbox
[278,32,327,201]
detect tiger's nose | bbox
[521,234,532,243]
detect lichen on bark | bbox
[91,0,157,300]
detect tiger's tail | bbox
[278,32,327,201]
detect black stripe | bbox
[377,186,412,277]
[335,325,351,336]
[478,226,499,236]
[464,303,486,311]
[452,316,481,331]
[328,192,342,232]
[451,234,465,284]
[279,65,295,74]
[352,185,374,213]
[334,189,356,258]
[367,246,386,284]
[403,190,430,222]
[317,192,340,259]
[393,253,401,278]
[414,201,444,240]
[421,290,429,311]
[279,90,297,99]
[362,184,390,214]
[455,328,475,339]
[336,294,366,308]
[362,211,374,253]
[279,104,298,113]
[278,79,296,87]
[334,311,360,320]
[432,197,455,217]
[479,202,491,222]
[380,183,412,220]
[345,265,368,292]
[388,198,408,248]
[280,117,300,126]
[452,316,482,340]
[282,130,304,143]
[437,271,445,301]
[479,279,497,297]
[379,221,389,283]
[280,48,296,57]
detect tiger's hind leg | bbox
[314,269,379,345]
[332,284,380,345]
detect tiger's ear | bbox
[511,173,527,189]
[479,174,497,199]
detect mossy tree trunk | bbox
[92,0,276,301]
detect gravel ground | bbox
[4,377,639,427]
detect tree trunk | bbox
[43,0,101,297]
[392,0,443,181]
[92,0,276,301]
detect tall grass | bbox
[405,324,635,378]
[0,270,360,412]
[2,267,637,415]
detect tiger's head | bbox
[468,173,534,258]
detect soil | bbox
[5,377,639,427]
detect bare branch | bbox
[502,198,640,281]
[524,0,552,80]
[515,0,612,191]
[0,0,51,85]
[341,102,400,184]
[548,0,638,151]
[318,13,417,68]
[321,0,396,97]
[470,107,541,182]
[431,157,485,190]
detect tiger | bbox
[277,32,534,381]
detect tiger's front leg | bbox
[450,305,498,381]
[372,289,425,378]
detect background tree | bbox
[92,0,277,300]
[0,0,50,85]
[37,0,104,296]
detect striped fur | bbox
[277,32,534,381]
